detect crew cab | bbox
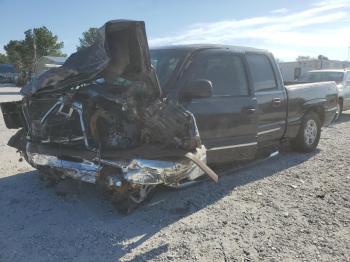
[0,21,338,211]
[150,45,338,164]
[299,69,350,120]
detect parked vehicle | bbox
[0,20,338,212]
[0,64,19,84]
[299,69,350,120]
[0,75,11,83]
[151,45,337,163]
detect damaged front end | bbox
[1,20,217,212]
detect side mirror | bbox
[181,79,213,99]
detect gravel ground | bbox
[0,95,349,261]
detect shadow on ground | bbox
[0,148,318,261]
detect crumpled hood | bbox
[21,20,161,97]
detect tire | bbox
[291,111,321,153]
[111,185,157,214]
[333,100,343,122]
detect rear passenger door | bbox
[246,53,287,144]
[181,49,258,163]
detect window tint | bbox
[189,54,249,96]
[246,54,277,91]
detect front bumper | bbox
[26,143,208,189]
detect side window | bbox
[189,54,249,96]
[246,54,278,92]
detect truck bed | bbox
[284,81,338,138]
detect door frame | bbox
[177,49,259,163]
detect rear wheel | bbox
[291,111,321,153]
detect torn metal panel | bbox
[28,152,100,184]
[21,20,160,98]
[0,101,25,129]
[27,144,211,188]
[123,146,208,186]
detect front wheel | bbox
[291,112,321,153]
[111,184,157,214]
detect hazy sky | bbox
[1,0,350,61]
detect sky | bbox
[0,0,350,61]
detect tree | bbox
[4,40,24,69]
[0,53,8,64]
[3,26,65,73]
[77,27,99,51]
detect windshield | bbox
[150,49,187,92]
[300,71,344,82]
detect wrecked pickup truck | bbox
[150,45,338,163]
[0,20,338,212]
[1,20,218,212]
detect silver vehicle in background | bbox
[299,69,350,120]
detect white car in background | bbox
[299,69,350,120]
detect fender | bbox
[302,98,327,118]
[302,98,327,110]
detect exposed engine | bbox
[23,80,200,152]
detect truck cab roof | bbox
[150,44,268,54]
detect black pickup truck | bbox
[0,20,337,210]
[151,45,338,164]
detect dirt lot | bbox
[0,90,349,261]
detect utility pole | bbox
[32,28,37,76]
[347,46,350,62]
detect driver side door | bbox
[180,49,258,164]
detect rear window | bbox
[246,54,277,91]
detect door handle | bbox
[242,107,256,114]
[272,98,281,106]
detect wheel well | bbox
[305,106,325,125]
[339,97,343,107]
